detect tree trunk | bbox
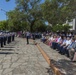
[30,20,35,32]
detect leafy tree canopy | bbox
[15,0,43,32]
[6,0,10,2]
[52,24,72,32]
[41,0,76,26]
[0,20,8,30]
[5,0,76,32]
[6,0,43,32]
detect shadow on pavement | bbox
[0,52,18,54]
[3,46,15,48]
[27,43,35,45]
[50,59,76,75]
[0,48,15,51]
[46,68,54,75]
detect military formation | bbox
[0,31,15,47]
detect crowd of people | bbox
[1,30,76,61]
[41,32,76,62]
[0,31,15,47]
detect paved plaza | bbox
[0,37,53,75]
[0,37,76,75]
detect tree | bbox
[63,24,72,32]
[52,24,71,32]
[7,9,30,31]
[0,20,8,30]
[46,25,52,32]
[33,20,46,32]
[41,0,76,26]
[15,0,43,32]
[41,0,59,25]
[6,0,43,32]
[6,0,10,2]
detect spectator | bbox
[67,38,76,61]
[59,37,71,55]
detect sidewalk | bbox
[36,40,76,75]
[0,37,54,75]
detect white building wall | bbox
[72,19,75,30]
[66,18,76,31]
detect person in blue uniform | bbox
[0,32,4,47]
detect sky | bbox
[0,0,44,21]
[0,0,16,21]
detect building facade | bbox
[66,17,76,33]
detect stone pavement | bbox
[0,37,54,75]
[36,40,76,75]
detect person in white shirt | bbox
[59,37,71,55]
[63,37,71,48]
[26,31,30,44]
